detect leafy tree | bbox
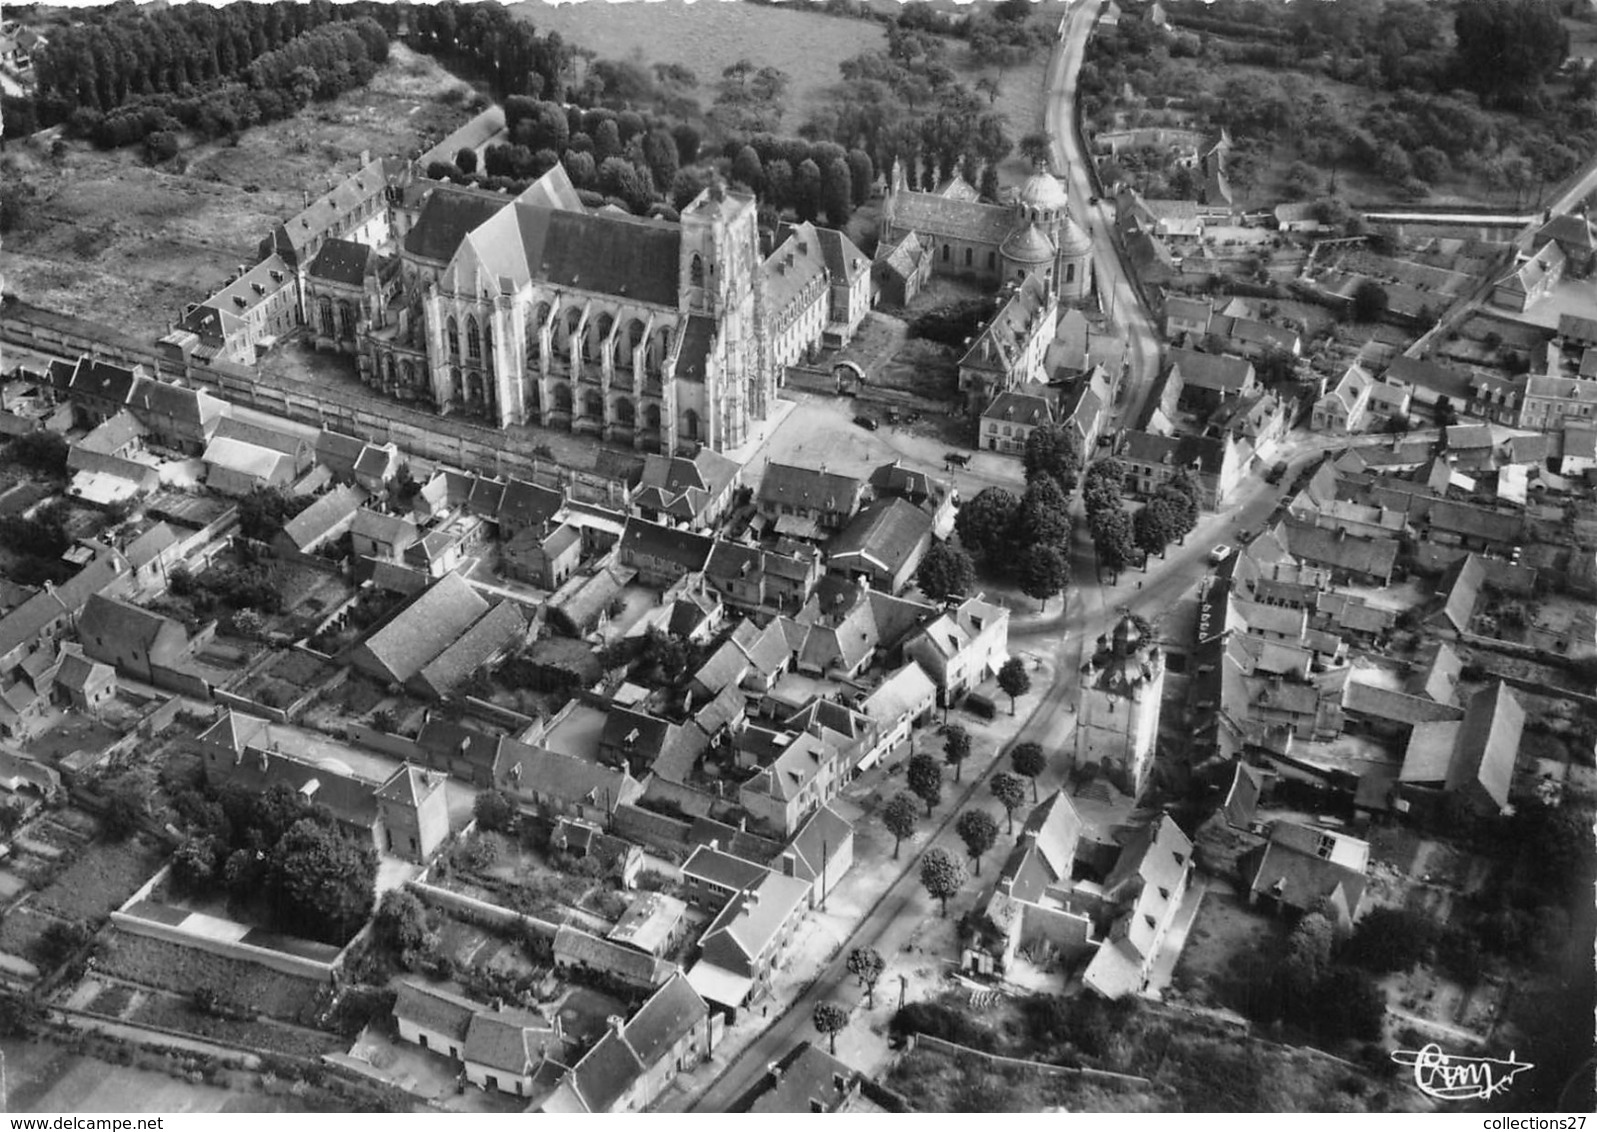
[847,946,886,1007]
[473,789,519,833]
[1018,131,1051,166]
[732,144,764,194]
[6,430,68,474]
[1090,505,1136,583]
[822,156,854,227]
[271,818,377,944]
[1453,0,1569,108]
[1351,279,1389,324]
[1157,473,1200,543]
[794,157,823,222]
[1133,498,1177,563]
[1017,544,1069,611]
[990,771,1027,833]
[916,542,975,602]
[1022,423,1081,493]
[997,656,1030,715]
[1344,906,1436,973]
[1082,457,1125,518]
[454,146,478,174]
[1312,965,1386,1042]
[1011,741,1046,801]
[172,835,221,892]
[954,486,1019,564]
[237,486,303,543]
[1015,476,1071,549]
[101,793,143,841]
[882,791,920,859]
[846,148,875,207]
[812,1000,851,1054]
[907,753,943,815]
[919,847,967,917]
[1277,910,1336,1014]
[374,887,430,955]
[942,724,972,783]
[955,808,1000,875]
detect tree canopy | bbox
[1011,741,1047,800]
[919,847,967,916]
[955,808,1000,874]
[881,791,920,859]
[990,771,1027,833]
[1022,423,1082,493]
[917,542,975,602]
[907,753,943,815]
[942,724,973,782]
[997,657,1031,714]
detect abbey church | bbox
[260,161,866,455]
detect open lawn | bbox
[509,0,885,128]
[2,44,469,341]
[509,0,1048,187]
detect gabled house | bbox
[1166,347,1258,413]
[825,497,935,594]
[958,273,1059,412]
[1118,429,1245,511]
[902,594,1009,705]
[1081,814,1193,999]
[349,571,490,686]
[738,729,846,837]
[617,518,715,588]
[857,660,938,770]
[1242,820,1368,929]
[686,870,813,1012]
[867,461,957,540]
[350,507,420,563]
[704,540,822,615]
[633,449,741,531]
[757,464,867,537]
[274,484,368,558]
[1313,363,1375,433]
[126,378,226,454]
[777,802,854,907]
[1164,295,1212,341]
[542,974,716,1113]
[75,593,198,686]
[1400,681,1523,815]
[1492,240,1565,312]
[493,738,644,825]
[61,356,148,426]
[980,385,1057,456]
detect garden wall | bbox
[110,865,347,982]
[406,878,558,939]
[612,802,695,857]
[905,1033,1153,1088]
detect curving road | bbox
[1044,0,1161,433]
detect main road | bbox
[1044,0,1162,432]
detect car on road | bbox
[1209,544,1233,564]
[854,414,878,431]
[943,452,971,468]
[1264,461,1289,485]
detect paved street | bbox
[1045,0,1162,431]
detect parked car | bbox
[944,452,971,468]
[854,414,878,431]
[1209,544,1232,564]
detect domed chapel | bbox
[878,159,1094,304]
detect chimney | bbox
[606,1014,626,1038]
[744,887,761,909]
[767,1060,784,1081]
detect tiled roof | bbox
[494,739,635,810]
[700,871,812,962]
[414,600,526,697]
[69,357,142,405]
[889,191,1016,245]
[393,980,476,1042]
[355,572,489,683]
[826,498,933,577]
[464,1006,554,1074]
[404,185,511,263]
[681,845,769,892]
[982,388,1055,426]
[621,973,706,1067]
[279,484,367,552]
[1169,347,1253,392]
[307,237,380,286]
[758,463,863,512]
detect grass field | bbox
[1,43,469,340]
[511,0,887,126]
[512,0,1049,181]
